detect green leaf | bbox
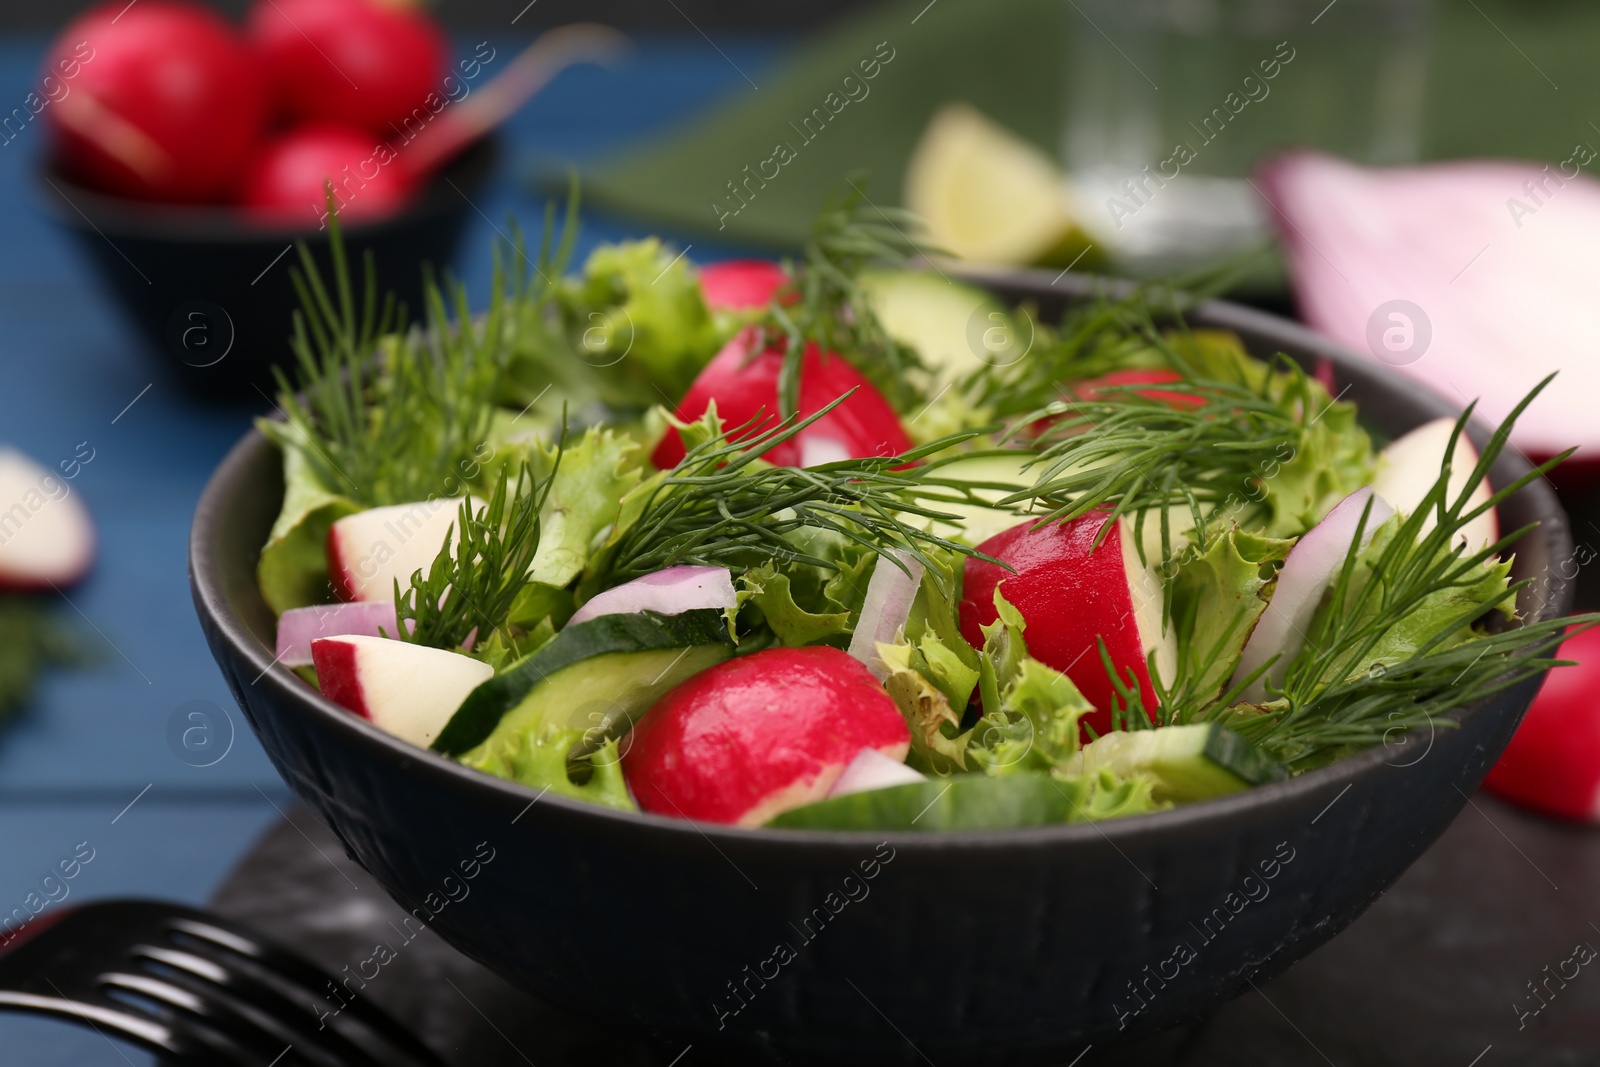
[0,598,90,723]
[1166,526,1294,709]
[256,437,359,615]
[468,723,636,812]
[742,563,852,646]
[878,641,973,773]
[565,238,717,407]
[1252,384,1374,538]
[528,428,645,591]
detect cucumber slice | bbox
[768,775,1078,832]
[860,270,1004,385]
[1071,723,1286,803]
[431,609,733,756]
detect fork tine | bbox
[135,945,390,1067]
[169,916,444,1065]
[104,970,347,1067]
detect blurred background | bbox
[1,0,1598,1063]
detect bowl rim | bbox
[189,270,1575,852]
[36,134,501,244]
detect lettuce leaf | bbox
[463,723,635,812]
[527,428,645,590]
[742,563,852,646]
[256,436,359,615]
[564,239,717,408]
[1168,527,1294,705]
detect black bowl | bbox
[39,136,498,403]
[190,272,1573,1066]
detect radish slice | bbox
[1256,151,1600,462]
[799,435,852,467]
[568,565,736,627]
[1370,418,1497,550]
[828,748,927,798]
[275,602,406,668]
[848,551,926,680]
[0,447,95,590]
[1234,488,1395,701]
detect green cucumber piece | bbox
[431,609,733,756]
[860,270,1005,384]
[768,775,1077,832]
[1073,723,1286,803]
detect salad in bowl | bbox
[253,189,1579,835]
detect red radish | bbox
[567,565,737,627]
[0,448,95,590]
[327,498,470,603]
[847,551,925,680]
[1063,369,1205,411]
[1256,151,1600,467]
[698,260,790,312]
[312,635,492,748]
[275,602,408,667]
[1370,418,1497,550]
[1483,623,1600,822]
[239,124,416,227]
[1233,487,1394,702]
[623,646,911,826]
[960,512,1174,737]
[247,0,447,135]
[828,748,926,798]
[651,327,913,469]
[44,1,268,201]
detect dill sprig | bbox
[0,598,87,723]
[767,178,929,416]
[393,455,558,651]
[1000,353,1346,567]
[1187,378,1594,767]
[596,398,1022,588]
[266,205,510,506]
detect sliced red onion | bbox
[275,602,405,668]
[568,565,737,627]
[1256,151,1600,461]
[848,550,925,680]
[1233,487,1395,701]
[799,435,852,467]
[828,748,926,798]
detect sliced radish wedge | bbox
[828,748,927,798]
[960,512,1175,738]
[1256,150,1600,464]
[275,602,406,668]
[1371,418,1497,549]
[1483,623,1600,822]
[0,447,95,590]
[327,498,471,603]
[1234,487,1394,701]
[568,565,737,627]
[311,635,492,749]
[848,551,925,681]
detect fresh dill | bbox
[767,178,929,416]
[0,598,88,723]
[595,399,1023,589]
[265,206,510,506]
[394,456,558,651]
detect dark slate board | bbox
[209,794,1600,1066]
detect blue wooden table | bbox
[0,33,782,1063]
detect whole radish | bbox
[248,0,449,135]
[43,1,268,202]
[1483,623,1600,822]
[239,124,416,227]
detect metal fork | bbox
[0,899,445,1066]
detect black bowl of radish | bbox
[40,134,497,403]
[190,268,1573,1066]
